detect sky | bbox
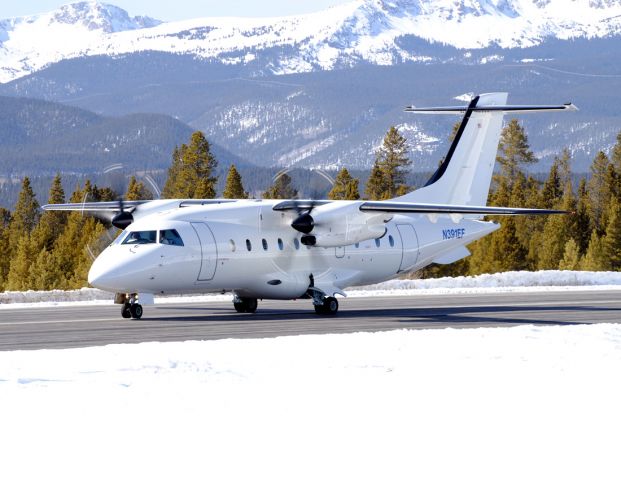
[2,0,354,21]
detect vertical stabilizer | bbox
[397,92,508,206]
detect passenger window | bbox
[229,239,236,252]
[278,238,284,250]
[294,238,300,250]
[262,238,268,251]
[246,239,252,251]
[389,235,394,247]
[122,230,157,245]
[159,229,184,246]
[375,238,381,247]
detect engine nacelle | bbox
[294,202,392,248]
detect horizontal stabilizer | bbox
[404,103,578,114]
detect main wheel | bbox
[245,298,258,313]
[314,297,338,315]
[233,298,258,313]
[130,303,143,319]
[234,302,246,313]
[324,297,338,315]
[121,303,132,318]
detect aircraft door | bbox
[335,246,345,258]
[191,222,218,281]
[397,224,419,273]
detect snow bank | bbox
[1,324,620,479]
[2,270,621,308]
[355,270,621,291]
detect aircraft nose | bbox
[88,248,146,291]
[88,256,124,291]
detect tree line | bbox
[1,126,620,292]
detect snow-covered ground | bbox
[2,270,621,308]
[1,324,620,479]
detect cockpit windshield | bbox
[122,230,157,245]
[159,229,184,246]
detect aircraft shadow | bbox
[133,303,615,327]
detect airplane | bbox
[43,93,577,319]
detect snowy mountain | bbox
[2,0,621,83]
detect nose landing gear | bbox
[117,293,143,319]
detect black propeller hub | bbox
[112,211,134,230]
[292,212,314,234]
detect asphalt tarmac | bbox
[1,289,620,351]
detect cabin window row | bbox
[354,235,395,248]
[230,234,396,252]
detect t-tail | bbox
[396,93,577,206]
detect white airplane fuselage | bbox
[88,199,498,300]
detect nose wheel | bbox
[121,302,143,319]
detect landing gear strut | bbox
[120,293,143,319]
[233,296,258,313]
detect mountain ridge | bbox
[2,0,621,82]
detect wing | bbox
[42,199,239,229]
[272,199,568,216]
[359,201,570,216]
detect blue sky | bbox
[4,1,353,21]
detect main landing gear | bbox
[314,296,339,315]
[118,293,143,319]
[233,296,258,313]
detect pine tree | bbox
[25,174,68,289]
[602,198,621,270]
[162,146,182,198]
[496,119,537,183]
[580,230,608,271]
[125,176,154,201]
[222,165,248,199]
[162,131,218,199]
[374,126,411,198]
[540,161,562,209]
[328,168,360,200]
[537,184,578,270]
[31,174,66,251]
[0,210,10,290]
[365,163,387,200]
[611,130,621,173]
[587,151,612,234]
[0,177,40,290]
[5,236,34,291]
[10,177,40,237]
[558,238,581,270]
[263,173,297,199]
[572,178,592,254]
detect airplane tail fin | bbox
[396,93,577,206]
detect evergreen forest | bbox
[1,124,621,292]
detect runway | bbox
[1,289,620,351]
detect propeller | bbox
[110,198,134,230]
